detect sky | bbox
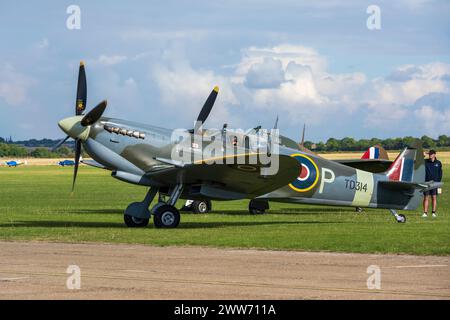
[0,0,449,142]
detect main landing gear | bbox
[124,184,184,228]
[389,209,406,223]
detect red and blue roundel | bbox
[288,154,320,192]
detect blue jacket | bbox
[425,159,442,182]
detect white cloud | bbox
[231,45,362,124]
[151,45,238,128]
[363,62,450,134]
[151,43,450,137]
[94,72,142,116]
[235,44,327,77]
[414,105,450,135]
[0,64,35,107]
[245,57,285,89]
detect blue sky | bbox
[0,0,449,141]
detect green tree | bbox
[30,147,58,158]
[325,138,340,152]
[420,135,436,148]
[340,137,356,151]
[55,146,72,157]
[315,142,326,151]
[437,135,449,147]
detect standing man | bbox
[423,150,443,218]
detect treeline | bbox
[0,143,73,158]
[0,137,74,148]
[304,135,450,152]
[0,137,75,158]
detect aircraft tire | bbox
[192,200,211,214]
[153,205,180,228]
[397,214,406,223]
[124,214,149,228]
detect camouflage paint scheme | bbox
[82,116,428,211]
[257,147,424,211]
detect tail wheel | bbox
[397,214,406,223]
[192,200,211,214]
[124,215,149,228]
[153,205,180,228]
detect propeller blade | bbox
[194,86,219,133]
[81,100,107,126]
[71,139,82,193]
[51,135,70,151]
[76,61,87,116]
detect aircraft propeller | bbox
[54,61,107,192]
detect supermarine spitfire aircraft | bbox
[56,62,442,228]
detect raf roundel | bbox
[289,154,320,192]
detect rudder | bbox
[384,141,424,183]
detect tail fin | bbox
[361,144,389,160]
[384,141,424,183]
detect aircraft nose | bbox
[58,117,76,135]
[58,116,90,140]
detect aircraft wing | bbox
[335,159,392,173]
[145,153,299,200]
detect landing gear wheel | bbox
[153,204,180,228]
[124,215,149,228]
[397,214,406,223]
[192,200,211,214]
[249,207,265,215]
[249,199,269,215]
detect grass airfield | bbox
[0,165,449,255]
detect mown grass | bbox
[0,165,449,255]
